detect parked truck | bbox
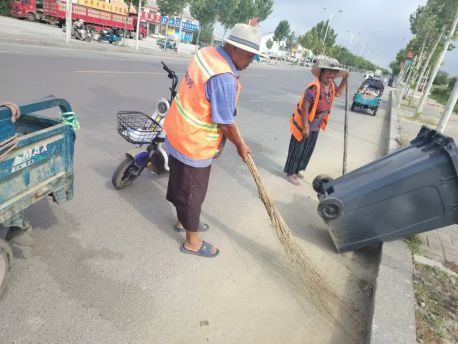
[10,0,147,39]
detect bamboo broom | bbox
[244,154,352,324]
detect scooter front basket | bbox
[116,111,162,144]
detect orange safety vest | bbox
[163,47,241,160]
[290,79,335,141]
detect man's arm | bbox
[218,123,251,161]
[206,73,250,161]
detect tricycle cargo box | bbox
[0,97,76,227]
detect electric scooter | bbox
[112,62,178,189]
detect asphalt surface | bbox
[0,26,389,343]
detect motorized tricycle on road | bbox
[0,97,77,296]
[351,77,384,116]
[97,28,122,44]
[72,19,93,42]
[111,62,178,189]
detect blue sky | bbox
[220,0,458,75]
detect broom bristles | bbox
[245,155,352,324]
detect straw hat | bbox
[223,23,267,57]
[311,58,348,78]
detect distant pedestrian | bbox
[163,23,265,257]
[284,58,349,185]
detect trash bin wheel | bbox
[0,239,13,297]
[318,197,344,221]
[312,174,334,193]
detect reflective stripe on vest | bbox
[163,47,241,160]
[289,79,335,141]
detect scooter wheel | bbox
[112,157,140,189]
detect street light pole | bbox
[322,8,342,56]
[322,8,342,46]
[347,31,359,51]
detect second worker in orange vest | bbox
[163,23,265,258]
[284,58,349,186]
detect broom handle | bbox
[342,77,349,175]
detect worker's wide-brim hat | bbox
[223,23,267,57]
[311,58,348,78]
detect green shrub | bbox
[433,70,449,85]
[431,85,450,103]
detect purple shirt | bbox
[304,82,336,131]
[165,46,239,167]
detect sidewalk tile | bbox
[438,231,455,245]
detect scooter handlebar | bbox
[161,61,173,74]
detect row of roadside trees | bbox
[265,19,387,74]
[391,0,458,126]
[157,0,273,47]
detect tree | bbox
[417,6,458,116]
[190,0,219,49]
[253,0,274,24]
[216,0,240,33]
[273,20,290,60]
[433,70,449,85]
[157,0,187,50]
[266,38,274,51]
[217,0,273,31]
[285,31,298,58]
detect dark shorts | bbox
[166,155,211,232]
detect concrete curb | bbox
[0,36,189,59]
[369,89,416,344]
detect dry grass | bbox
[414,263,458,344]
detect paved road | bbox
[0,41,388,343]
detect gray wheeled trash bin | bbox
[314,126,458,253]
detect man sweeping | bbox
[163,23,265,258]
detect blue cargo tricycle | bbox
[97,28,122,44]
[351,77,384,116]
[0,97,76,296]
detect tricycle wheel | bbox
[0,239,13,297]
[351,102,356,111]
[317,197,344,221]
[372,107,378,116]
[312,174,334,193]
[112,157,140,189]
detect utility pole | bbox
[417,10,458,116]
[65,0,72,43]
[437,78,458,132]
[135,0,142,50]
